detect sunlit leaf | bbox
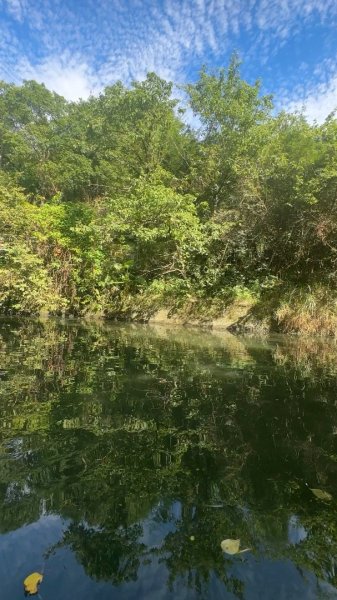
[221,538,250,555]
[23,572,43,595]
[221,538,240,554]
[310,488,332,501]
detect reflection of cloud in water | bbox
[288,515,307,546]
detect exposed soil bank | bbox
[148,301,266,333]
[146,294,337,337]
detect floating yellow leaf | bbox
[220,538,250,555]
[221,538,240,554]
[23,572,43,596]
[310,488,332,501]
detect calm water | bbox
[1,319,337,599]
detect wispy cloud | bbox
[3,0,26,22]
[0,0,337,121]
[277,59,337,122]
[285,75,337,122]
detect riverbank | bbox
[11,283,334,337]
[140,285,337,336]
[4,283,337,337]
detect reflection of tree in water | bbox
[55,523,146,584]
[1,319,337,593]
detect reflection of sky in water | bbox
[0,511,335,600]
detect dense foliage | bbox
[1,58,337,330]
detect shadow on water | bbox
[1,318,337,598]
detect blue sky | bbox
[1,0,337,122]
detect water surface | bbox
[1,319,337,599]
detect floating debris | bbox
[220,539,250,555]
[23,572,43,596]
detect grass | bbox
[275,285,337,336]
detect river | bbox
[1,318,337,599]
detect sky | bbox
[0,0,337,122]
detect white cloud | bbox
[4,0,26,22]
[286,75,337,123]
[16,55,101,100]
[0,0,333,84]
[1,0,337,115]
